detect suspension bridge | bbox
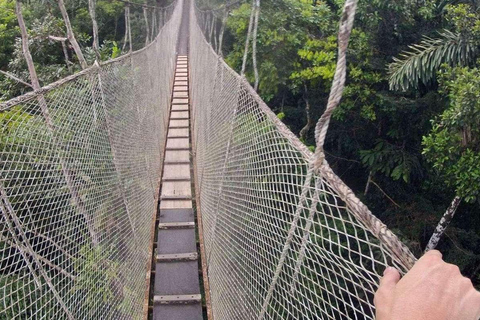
[0,0,418,319]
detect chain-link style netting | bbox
[0,1,181,318]
[190,2,417,319]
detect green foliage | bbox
[0,274,57,319]
[388,30,478,91]
[423,65,480,202]
[360,139,421,183]
[0,0,17,70]
[226,0,335,101]
[389,3,480,91]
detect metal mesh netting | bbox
[0,1,181,318]
[190,3,416,320]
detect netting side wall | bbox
[190,3,415,320]
[0,1,181,319]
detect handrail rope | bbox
[196,0,417,315]
[310,0,417,269]
[204,19,417,269]
[312,0,356,169]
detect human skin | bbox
[374,250,480,320]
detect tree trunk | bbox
[0,70,33,88]
[16,0,98,247]
[151,8,157,40]
[241,0,256,76]
[299,84,313,141]
[217,9,227,55]
[57,0,88,69]
[88,0,100,61]
[122,5,129,51]
[252,0,260,91]
[143,5,150,46]
[60,40,72,72]
[425,196,462,251]
[364,171,372,195]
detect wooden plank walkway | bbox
[153,55,203,320]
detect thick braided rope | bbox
[312,0,416,269]
[313,0,357,169]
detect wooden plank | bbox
[174,81,188,86]
[161,181,191,197]
[174,86,188,92]
[166,138,189,149]
[158,222,195,229]
[156,252,198,262]
[176,68,188,73]
[171,104,189,111]
[175,73,188,77]
[160,200,193,209]
[173,91,189,98]
[168,128,189,138]
[153,305,202,320]
[169,119,189,128]
[154,294,201,305]
[165,150,189,162]
[172,98,189,105]
[163,164,190,179]
[175,77,188,81]
[171,111,189,119]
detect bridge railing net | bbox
[190,3,416,320]
[0,1,181,318]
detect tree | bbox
[423,64,480,249]
[389,4,480,91]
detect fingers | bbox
[380,267,401,288]
[374,267,401,320]
[413,249,443,270]
[424,249,442,259]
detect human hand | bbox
[374,250,480,320]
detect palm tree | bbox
[388,0,480,91]
[388,30,478,91]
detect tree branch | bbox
[0,70,33,88]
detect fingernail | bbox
[383,266,396,276]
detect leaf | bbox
[388,30,478,91]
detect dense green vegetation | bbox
[1,0,479,297]
[0,0,170,101]
[198,0,480,284]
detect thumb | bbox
[374,267,401,320]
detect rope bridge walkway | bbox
[0,0,417,319]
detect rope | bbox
[313,0,357,170]
[191,2,418,319]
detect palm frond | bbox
[388,30,478,92]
